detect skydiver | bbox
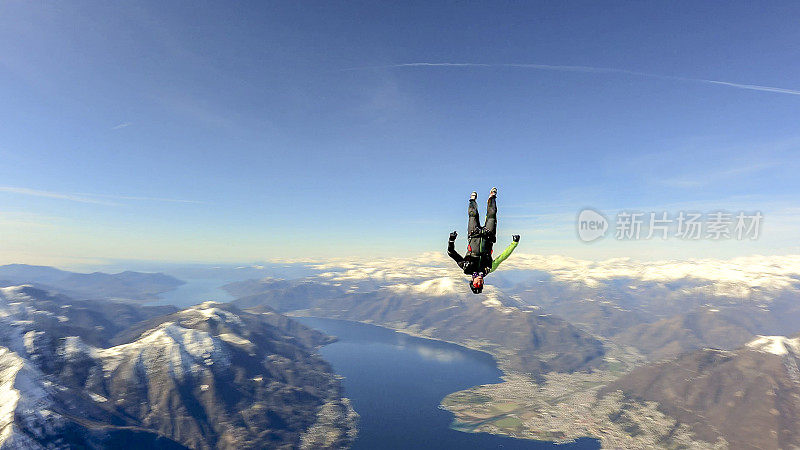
[447,187,520,294]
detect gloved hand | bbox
[449,231,458,242]
[512,234,520,242]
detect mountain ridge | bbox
[228,276,605,375]
[0,286,356,449]
[0,264,185,302]
[600,334,800,449]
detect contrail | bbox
[698,79,800,96]
[0,186,203,205]
[341,62,800,97]
[0,187,118,205]
[74,192,204,204]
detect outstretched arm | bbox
[490,235,519,272]
[447,231,464,265]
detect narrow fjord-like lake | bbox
[296,317,599,450]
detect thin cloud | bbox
[111,122,132,130]
[0,187,118,205]
[0,186,203,205]
[75,192,203,204]
[341,62,800,97]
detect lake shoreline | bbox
[294,316,600,449]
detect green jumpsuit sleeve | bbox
[490,241,518,272]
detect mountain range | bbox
[223,253,800,448]
[0,264,184,302]
[228,276,605,375]
[6,255,800,449]
[0,284,356,449]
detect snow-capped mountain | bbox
[0,347,63,449]
[0,287,356,449]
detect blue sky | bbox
[2,1,800,266]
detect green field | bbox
[493,416,523,429]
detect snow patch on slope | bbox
[179,302,244,327]
[0,347,61,449]
[218,333,255,353]
[0,285,34,303]
[746,335,800,356]
[95,322,230,379]
[480,290,519,314]
[61,336,93,359]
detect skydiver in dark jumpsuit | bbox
[448,187,520,294]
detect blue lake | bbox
[295,317,599,450]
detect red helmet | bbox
[471,273,484,293]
